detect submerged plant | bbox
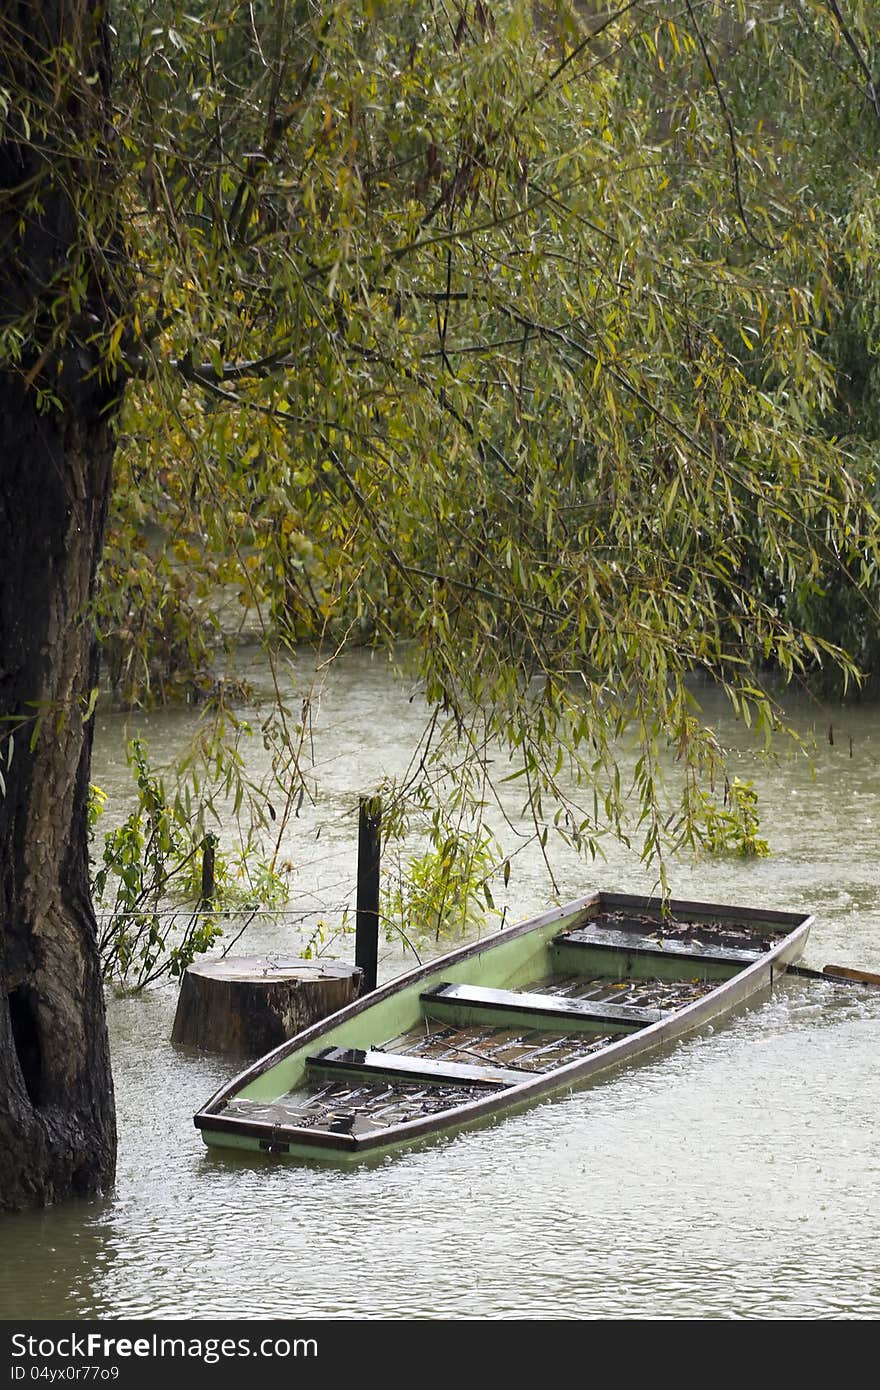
[693,778,770,859]
[384,823,501,944]
[89,739,290,990]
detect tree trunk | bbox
[0,3,121,1210]
[0,388,118,1210]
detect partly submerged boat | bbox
[193,891,811,1163]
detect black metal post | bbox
[355,796,381,994]
[201,833,216,909]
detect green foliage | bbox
[692,777,770,859]
[6,0,880,882]
[87,781,107,834]
[89,739,290,990]
[379,723,508,943]
[299,912,355,961]
[385,825,501,945]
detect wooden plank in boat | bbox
[307,1045,525,1089]
[555,925,765,966]
[421,982,662,1027]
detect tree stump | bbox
[171,956,362,1056]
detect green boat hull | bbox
[193,891,811,1163]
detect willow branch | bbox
[684,0,779,252]
[825,0,880,122]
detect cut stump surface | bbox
[171,956,361,1056]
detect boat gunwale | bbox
[193,892,812,1155]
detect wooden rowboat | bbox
[193,891,811,1162]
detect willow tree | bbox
[2,1,879,1208]
[0,2,121,1209]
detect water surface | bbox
[2,655,878,1319]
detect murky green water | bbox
[2,653,879,1319]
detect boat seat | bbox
[306,1045,524,1089]
[554,926,765,966]
[420,982,662,1029]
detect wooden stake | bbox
[356,796,381,994]
[201,833,216,909]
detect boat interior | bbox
[216,907,783,1142]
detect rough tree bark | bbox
[0,2,122,1209]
